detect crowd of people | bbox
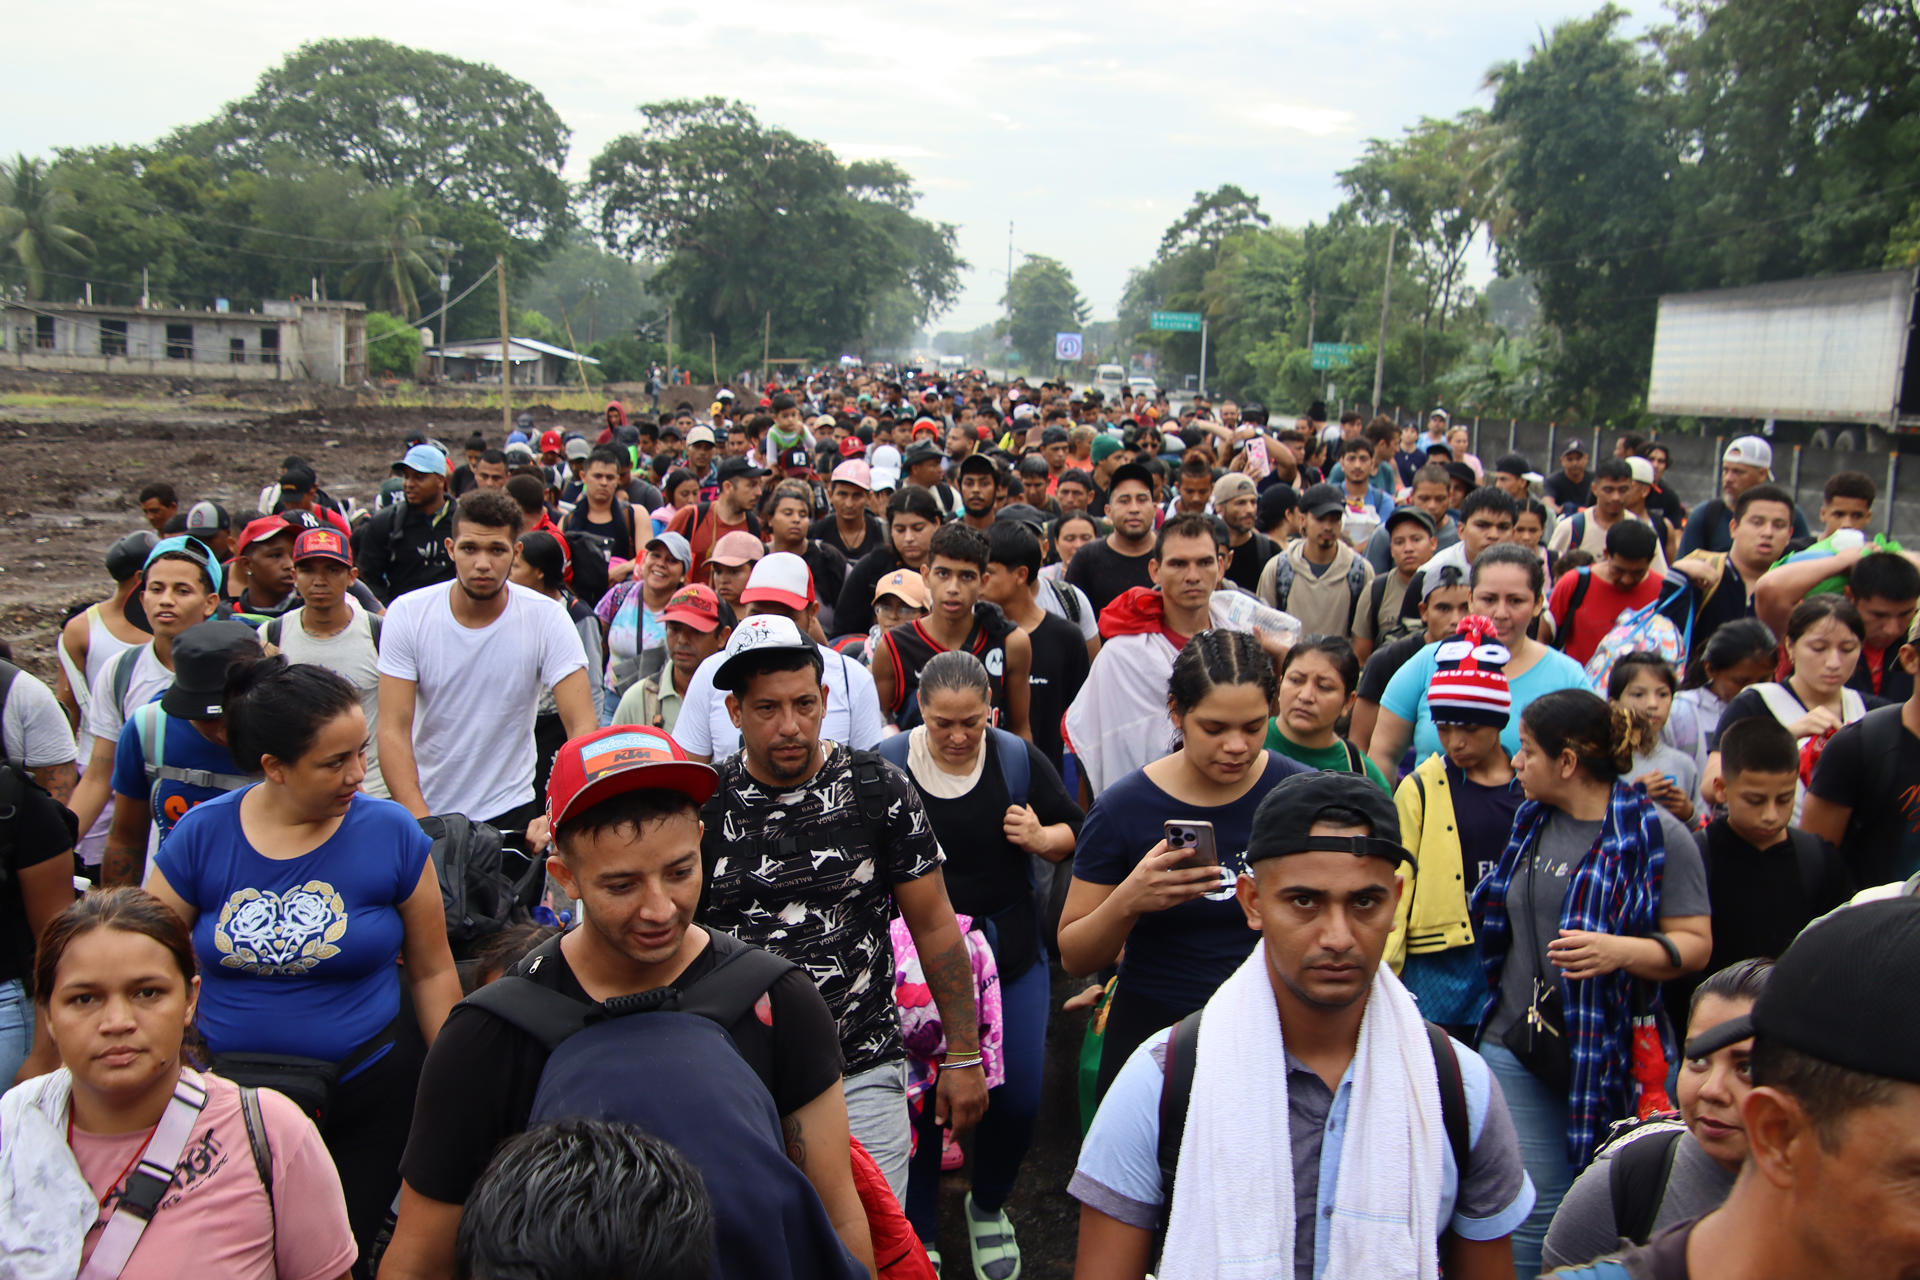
[2,372,1918,1280]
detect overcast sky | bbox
[7,0,1648,332]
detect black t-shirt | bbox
[398,932,843,1206]
[1650,482,1687,529]
[1445,762,1524,894]
[564,500,636,562]
[1225,530,1278,592]
[1684,819,1853,1005]
[1064,538,1155,617]
[798,541,849,627]
[810,512,885,564]
[911,734,1082,982]
[451,464,477,497]
[1544,469,1593,513]
[1689,559,1760,658]
[1359,632,1430,705]
[1023,611,1092,775]
[1808,708,1920,886]
[1,781,75,984]
[1849,643,1915,704]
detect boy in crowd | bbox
[1548,457,1668,572]
[1678,435,1812,556]
[872,523,1031,736]
[1395,488,1520,625]
[1679,716,1855,1010]
[1335,435,1394,549]
[1363,464,1456,575]
[612,585,732,734]
[1258,484,1374,640]
[982,521,1091,776]
[1804,633,1920,887]
[1755,536,1920,704]
[1354,507,1436,662]
[1351,566,1473,755]
[1544,520,1663,665]
[138,482,179,532]
[1674,484,1798,648]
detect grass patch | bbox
[0,391,270,412]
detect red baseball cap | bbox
[739,552,814,611]
[292,527,352,566]
[238,515,296,553]
[539,429,563,453]
[545,726,717,831]
[838,436,865,458]
[660,584,723,633]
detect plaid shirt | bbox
[1472,782,1668,1164]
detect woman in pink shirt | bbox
[0,889,354,1280]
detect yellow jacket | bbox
[1387,752,1478,971]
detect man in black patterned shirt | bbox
[697,614,988,1202]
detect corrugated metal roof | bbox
[431,336,601,365]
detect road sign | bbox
[1149,310,1203,332]
[1055,332,1083,361]
[1310,342,1361,370]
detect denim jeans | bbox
[1480,1041,1578,1280]
[0,979,32,1088]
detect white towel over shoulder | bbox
[0,1068,99,1280]
[1159,951,1446,1280]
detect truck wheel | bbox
[1834,428,1859,451]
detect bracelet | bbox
[1649,931,1682,969]
[941,1055,984,1071]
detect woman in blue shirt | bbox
[1059,629,1311,1098]
[1368,543,1590,779]
[148,656,461,1277]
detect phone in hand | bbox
[1164,820,1219,871]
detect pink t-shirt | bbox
[72,1072,355,1280]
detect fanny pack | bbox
[210,1016,399,1132]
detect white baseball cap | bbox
[1723,436,1772,471]
[740,552,815,612]
[687,425,717,446]
[711,614,817,692]
[1625,456,1655,484]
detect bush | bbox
[365,311,423,380]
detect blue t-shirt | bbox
[154,788,432,1067]
[1381,641,1591,767]
[1073,752,1311,1011]
[108,708,249,846]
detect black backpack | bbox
[560,530,612,609]
[419,813,546,958]
[1602,1117,1688,1246]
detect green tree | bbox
[341,190,438,319]
[174,38,571,242]
[1,155,93,299]
[587,98,963,359]
[363,310,422,379]
[515,233,660,348]
[1002,254,1088,368]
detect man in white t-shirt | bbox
[377,490,594,841]
[260,527,390,797]
[67,537,223,851]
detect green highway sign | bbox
[1310,342,1361,370]
[1149,310,1203,332]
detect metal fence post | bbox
[1886,450,1901,537]
[1788,445,1803,510]
[1507,418,1516,454]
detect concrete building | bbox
[428,336,600,387]
[2,299,367,385]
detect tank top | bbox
[66,604,141,755]
[879,603,1017,730]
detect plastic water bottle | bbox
[1208,590,1301,647]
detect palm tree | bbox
[0,155,93,299]
[342,191,437,319]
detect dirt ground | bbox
[0,381,1093,1278]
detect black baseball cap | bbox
[903,441,945,467]
[1109,462,1155,496]
[1244,772,1411,869]
[714,457,766,483]
[160,620,263,720]
[1384,505,1436,535]
[105,530,159,583]
[279,461,318,493]
[994,503,1049,533]
[1040,425,1070,446]
[1494,453,1533,479]
[1257,485,1299,526]
[957,453,999,481]
[1300,483,1345,518]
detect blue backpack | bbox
[462,933,865,1280]
[876,726,1029,808]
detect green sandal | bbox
[925,1245,941,1276]
[964,1192,1021,1280]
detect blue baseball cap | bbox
[398,443,448,475]
[142,535,224,595]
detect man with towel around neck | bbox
[1069,770,1534,1280]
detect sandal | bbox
[925,1245,941,1276]
[964,1192,1021,1280]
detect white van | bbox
[1093,364,1126,397]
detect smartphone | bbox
[1164,820,1219,871]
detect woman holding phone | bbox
[1059,629,1311,1096]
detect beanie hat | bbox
[1427,616,1512,728]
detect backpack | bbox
[0,660,19,767]
[1271,553,1370,632]
[1043,574,1083,628]
[462,933,877,1280]
[1581,579,1690,695]
[109,644,146,719]
[876,727,1030,808]
[419,813,546,959]
[1154,1011,1469,1239]
[1600,1114,1689,1246]
[130,703,256,815]
[263,612,383,651]
[686,500,762,552]
[560,530,612,609]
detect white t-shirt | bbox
[2,664,78,768]
[263,606,388,798]
[86,643,170,749]
[377,581,587,820]
[672,642,883,760]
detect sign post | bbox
[1309,343,1362,371]
[1150,311,1205,395]
[1054,332,1083,362]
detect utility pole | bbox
[665,305,674,385]
[1306,290,1317,352]
[496,254,511,436]
[762,310,771,384]
[1370,227,1396,415]
[711,333,719,387]
[1005,220,1014,385]
[1198,320,1209,398]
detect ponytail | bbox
[1522,688,1630,783]
[224,654,361,772]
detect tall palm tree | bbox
[342,191,436,319]
[0,155,93,300]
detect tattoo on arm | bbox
[101,843,145,889]
[783,1112,806,1169]
[921,939,980,1055]
[36,762,78,809]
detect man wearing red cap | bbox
[612,585,731,734]
[384,725,877,1279]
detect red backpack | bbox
[848,1138,937,1279]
